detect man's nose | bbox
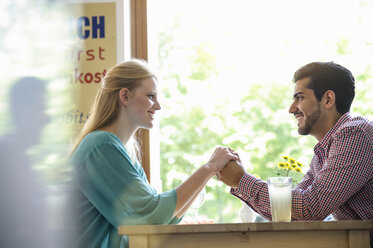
[288,101,297,114]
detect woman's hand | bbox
[205,147,238,175]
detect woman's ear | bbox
[119,88,130,106]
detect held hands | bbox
[217,153,246,189]
[205,147,238,175]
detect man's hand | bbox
[217,160,246,188]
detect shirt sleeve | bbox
[134,160,183,225]
[231,173,272,220]
[74,142,179,228]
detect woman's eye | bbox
[147,95,155,100]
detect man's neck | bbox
[313,112,343,142]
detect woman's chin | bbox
[142,122,154,129]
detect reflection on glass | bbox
[0,77,49,247]
[191,187,206,220]
[0,1,75,247]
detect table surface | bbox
[119,220,373,235]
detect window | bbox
[2,0,372,229]
[148,0,373,223]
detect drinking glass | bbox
[267,177,292,222]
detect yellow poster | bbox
[66,2,117,134]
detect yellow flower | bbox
[281,155,289,160]
[275,155,304,183]
[278,162,286,168]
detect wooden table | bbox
[119,220,373,248]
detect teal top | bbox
[70,131,181,248]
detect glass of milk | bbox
[267,177,292,222]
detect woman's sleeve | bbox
[74,143,178,228]
[135,160,183,224]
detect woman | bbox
[70,59,237,248]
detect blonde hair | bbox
[71,59,156,161]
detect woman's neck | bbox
[100,120,137,146]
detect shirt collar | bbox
[315,112,351,151]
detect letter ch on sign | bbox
[77,16,105,39]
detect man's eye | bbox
[147,95,155,100]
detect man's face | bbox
[289,77,321,136]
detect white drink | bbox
[267,177,292,222]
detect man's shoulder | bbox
[336,115,373,138]
[339,115,372,130]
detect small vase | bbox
[239,202,256,223]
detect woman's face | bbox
[126,77,161,129]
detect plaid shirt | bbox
[231,113,373,245]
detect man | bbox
[218,62,373,246]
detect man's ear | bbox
[323,90,336,110]
[118,88,130,106]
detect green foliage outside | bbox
[154,5,373,223]
[159,78,316,222]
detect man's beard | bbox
[298,104,321,135]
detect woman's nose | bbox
[154,100,161,110]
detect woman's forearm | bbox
[173,165,213,217]
[174,180,206,218]
[172,147,238,218]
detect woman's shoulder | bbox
[84,130,122,146]
[72,131,124,160]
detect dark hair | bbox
[293,62,355,114]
